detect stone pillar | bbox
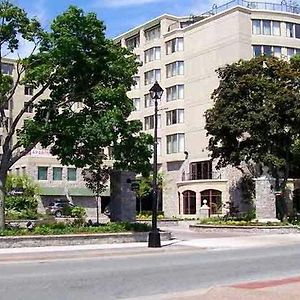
[110,170,136,222]
[255,176,279,222]
[199,199,210,220]
[196,192,201,212]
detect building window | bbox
[166,85,184,101]
[24,86,34,96]
[286,22,294,37]
[166,109,184,125]
[132,98,141,111]
[166,37,184,55]
[145,25,160,42]
[144,69,161,85]
[182,190,196,214]
[145,114,161,130]
[252,45,282,58]
[287,48,296,59]
[296,24,300,39]
[24,102,34,113]
[144,47,161,63]
[126,35,140,50]
[144,93,154,108]
[166,61,184,78]
[1,63,14,75]
[262,20,271,35]
[190,161,212,180]
[252,20,281,36]
[53,167,62,181]
[252,20,261,35]
[38,166,48,180]
[67,168,77,181]
[167,133,184,154]
[157,138,161,156]
[200,189,222,215]
[132,76,140,90]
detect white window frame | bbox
[166,109,184,126]
[144,69,161,85]
[166,37,184,55]
[166,61,184,78]
[167,133,185,154]
[145,47,161,63]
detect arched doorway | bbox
[182,190,196,214]
[200,189,222,215]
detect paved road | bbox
[1,241,300,300]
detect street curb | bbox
[0,231,172,248]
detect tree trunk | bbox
[0,171,7,230]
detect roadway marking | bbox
[231,276,300,289]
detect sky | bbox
[11,0,284,38]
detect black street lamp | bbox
[148,81,164,248]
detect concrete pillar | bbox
[110,170,136,222]
[255,176,279,222]
[199,199,210,219]
[196,192,201,212]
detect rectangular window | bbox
[145,25,160,42]
[53,167,62,181]
[272,21,281,36]
[273,46,282,58]
[24,102,34,113]
[295,24,300,39]
[126,35,140,50]
[286,22,294,37]
[252,20,261,35]
[144,47,161,63]
[132,98,141,111]
[167,133,185,154]
[38,166,48,180]
[157,138,161,156]
[166,109,184,125]
[166,85,184,101]
[263,45,272,56]
[144,69,161,85]
[262,20,271,35]
[67,168,77,181]
[144,114,161,130]
[1,63,14,75]
[132,76,140,90]
[190,161,212,180]
[144,93,154,108]
[166,37,184,55]
[24,86,34,96]
[287,48,295,59]
[166,61,184,78]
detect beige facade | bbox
[116,1,300,217]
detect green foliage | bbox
[0,222,151,236]
[136,211,164,220]
[71,206,86,218]
[5,175,39,211]
[240,174,255,204]
[205,56,300,184]
[135,173,164,200]
[5,209,40,220]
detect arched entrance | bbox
[182,190,196,214]
[200,189,222,215]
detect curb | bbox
[0,231,172,248]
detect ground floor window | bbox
[200,189,222,214]
[182,190,196,214]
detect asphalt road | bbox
[1,242,300,300]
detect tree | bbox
[0,2,152,228]
[205,55,300,195]
[5,174,39,212]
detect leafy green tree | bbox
[5,174,39,212]
[205,55,300,196]
[0,2,152,228]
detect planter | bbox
[190,224,300,234]
[0,231,172,248]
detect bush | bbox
[71,206,86,218]
[137,210,164,220]
[5,209,40,220]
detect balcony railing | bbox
[201,0,300,17]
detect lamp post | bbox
[148,81,164,248]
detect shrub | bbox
[71,206,86,218]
